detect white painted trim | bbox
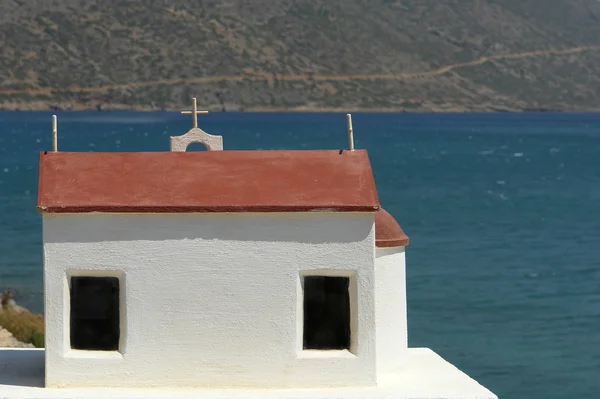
[297,350,355,359]
[64,270,126,356]
[64,350,123,360]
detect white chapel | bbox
[0,100,497,399]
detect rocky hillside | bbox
[1,0,600,111]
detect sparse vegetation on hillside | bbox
[1,0,600,111]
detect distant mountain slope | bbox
[1,0,599,111]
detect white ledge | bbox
[297,349,356,359]
[0,347,497,399]
[64,349,124,360]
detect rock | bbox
[1,290,44,347]
[0,327,34,348]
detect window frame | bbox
[297,270,358,357]
[64,270,126,358]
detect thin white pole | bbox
[346,113,355,151]
[52,115,58,152]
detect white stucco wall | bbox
[42,212,376,389]
[375,247,408,376]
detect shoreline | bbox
[1,100,596,114]
[0,104,593,113]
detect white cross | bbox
[181,98,209,128]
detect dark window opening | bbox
[303,276,351,350]
[70,276,120,351]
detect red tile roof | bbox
[37,150,380,213]
[375,208,409,247]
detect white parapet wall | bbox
[42,212,377,389]
[375,246,408,376]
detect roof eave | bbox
[37,204,380,214]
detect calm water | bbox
[1,111,599,398]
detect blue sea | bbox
[1,111,599,398]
